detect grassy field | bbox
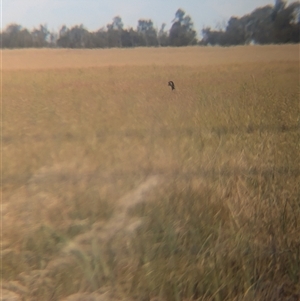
[2,45,300,301]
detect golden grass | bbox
[2,45,300,301]
[2,44,299,70]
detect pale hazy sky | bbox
[2,0,294,35]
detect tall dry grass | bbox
[2,45,300,301]
[2,45,298,70]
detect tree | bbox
[169,9,197,46]
[225,17,245,45]
[137,19,158,46]
[91,28,108,48]
[57,24,92,48]
[271,0,287,20]
[201,27,227,46]
[107,16,123,47]
[200,0,299,45]
[158,23,169,46]
[1,24,34,48]
[57,25,70,47]
[32,24,50,47]
[272,2,300,43]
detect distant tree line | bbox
[201,0,300,45]
[1,1,299,49]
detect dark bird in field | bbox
[168,81,175,90]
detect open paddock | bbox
[2,45,300,301]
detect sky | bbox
[1,0,295,36]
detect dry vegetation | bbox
[2,45,300,301]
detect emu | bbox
[168,81,175,90]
